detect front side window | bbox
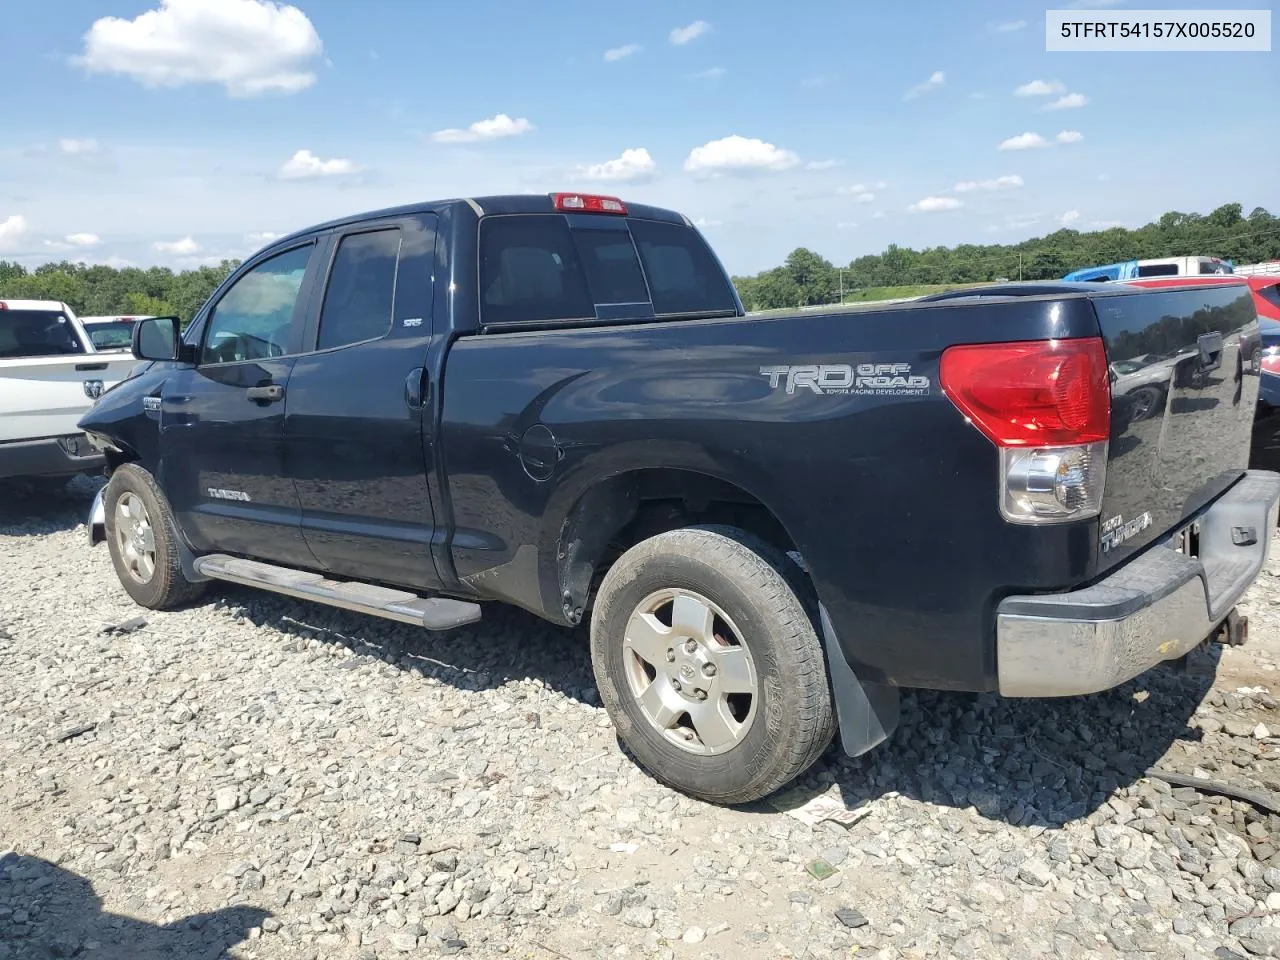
[1137,263,1179,277]
[201,245,313,364]
[316,229,402,351]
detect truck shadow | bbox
[0,475,103,537]
[809,646,1222,829]
[0,852,268,960]
[220,586,1223,829]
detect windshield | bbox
[0,310,86,359]
[86,320,137,350]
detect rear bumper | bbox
[0,434,105,480]
[997,470,1280,697]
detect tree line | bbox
[0,259,240,326]
[1,202,1277,321]
[732,202,1280,310]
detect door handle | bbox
[246,384,285,403]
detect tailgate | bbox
[1097,283,1261,568]
[0,355,138,444]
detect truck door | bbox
[283,214,443,590]
[160,241,322,563]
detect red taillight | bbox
[552,192,627,215]
[939,337,1111,447]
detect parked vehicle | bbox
[1235,261,1280,279]
[0,299,138,481]
[78,193,1280,804]
[80,315,151,352]
[1065,256,1234,283]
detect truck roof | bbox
[262,194,690,253]
[0,298,74,314]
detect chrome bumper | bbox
[997,470,1280,697]
[88,487,106,547]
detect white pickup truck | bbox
[0,299,138,482]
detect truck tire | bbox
[590,524,835,805]
[103,464,206,610]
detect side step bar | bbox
[192,554,482,631]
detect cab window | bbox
[201,245,313,364]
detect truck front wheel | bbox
[103,464,206,610]
[590,525,835,805]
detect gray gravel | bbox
[3,476,1280,959]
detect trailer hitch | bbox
[1212,608,1248,647]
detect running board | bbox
[192,554,482,631]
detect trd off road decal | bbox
[759,362,931,397]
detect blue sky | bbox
[1,0,1276,275]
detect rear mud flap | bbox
[818,604,900,757]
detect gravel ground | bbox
[4,477,1280,960]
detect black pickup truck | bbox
[79,192,1280,805]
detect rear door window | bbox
[1137,263,1179,277]
[316,228,402,351]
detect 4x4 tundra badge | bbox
[759,362,931,397]
[1100,511,1152,552]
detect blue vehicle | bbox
[1064,260,1139,282]
[76,193,1279,805]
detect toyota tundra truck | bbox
[77,193,1280,805]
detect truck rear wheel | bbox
[103,464,205,610]
[590,525,835,805]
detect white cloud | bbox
[905,70,945,100]
[991,19,1027,32]
[692,66,726,80]
[872,211,887,219]
[247,231,282,243]
[604,43,642,62]
[908,196,964,213]
[684,135,800,175]
[837,185,876,202]
[692,218,721,228]
[805,159,842,170]
[1056,129,1084,143]
[66,233,102,247]
[1059,210,1081,227]
[1046,93,1088,110]
[873,181,888,190]
[0,214,30,252]
[577,148,657,183]
[1090,219,1124,229]
[59,138,101,155]
[1014,79,1065,97]
[277,149,358,180]
[153,236,200,255]
[836,221,858,230]
[954,174,1024,192]
[76,0,323,97]
[998,132,1050,151]
[431,113,534,144]
[669,21,710,45]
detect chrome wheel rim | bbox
[113,492,156,584]
[622,588,759,756]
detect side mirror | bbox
[132,316,184,362]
